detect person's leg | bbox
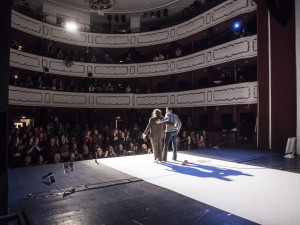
[151,138,159,160]
[171,132,178,160]
[163,132,171,161]
[157,138,163,161]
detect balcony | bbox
[9,81,257,108]
[10,35,257,78]
[11,0,256,48]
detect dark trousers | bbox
[150,138,163,161]
[163,131,178,161]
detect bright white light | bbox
[65,21,78,32]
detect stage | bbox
[8,149,300,225]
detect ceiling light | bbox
[89,0,116,16]
[65,21,78,32]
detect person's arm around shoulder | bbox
[156,113,170,124]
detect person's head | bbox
[118,144,123,150]
[38,155,43,164]
[200,135,204,141]
[94,129,98,135]
[86,130,91,137]
[72,143,78,149]
[61,135,65,141]
[141,144,147,150]
[107,145,114,152]
[28,137,34,144]
[152,109,162,118]
[70,152,75,160]
[166,107,172,113]
[25,156,31,165]
[129,142,134,148]
[121,132,125,138]
[97,148,103,155]
[54,153,61,163]
[83,144,89,154]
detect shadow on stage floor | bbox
[162,160,252,181]
[181,147,280,162]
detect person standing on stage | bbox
[142,109,173,163]
[157,107,182,161]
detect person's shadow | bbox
[161,161,252,181]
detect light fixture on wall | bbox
[65,21,78,32]
[89,0,117,16]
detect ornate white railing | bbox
[9,82,257,108]
[11,0,256,48]
[10,35,257,78]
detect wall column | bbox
[257,0,296,151]
[0,0,13,216]
[296,0,300,154]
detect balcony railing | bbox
[9,82,257,108]
[11,0,256,48]
[10,35,257,78]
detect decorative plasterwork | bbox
[11,0,256,48]
[10,35,257,78]
[9,82,257,108]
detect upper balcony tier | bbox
[9,81,257,109]
[10,35,257,79]
[11,0,256,48]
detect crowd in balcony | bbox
[10,72,153,94]
[8,118,208,168]
[11,37,188,65]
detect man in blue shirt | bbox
[157,107,182,161]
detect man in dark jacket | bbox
[157,107,182,161]
[143,109,173,162]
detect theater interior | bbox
[0,0,300,224]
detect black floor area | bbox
[9,180,257,225]
[8,148,300,225]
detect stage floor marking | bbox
[100,153,300,225]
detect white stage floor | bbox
[100,152,300,225]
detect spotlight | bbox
[233,21,240,29]
[14,74,18,79]
[65,21,78,32]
